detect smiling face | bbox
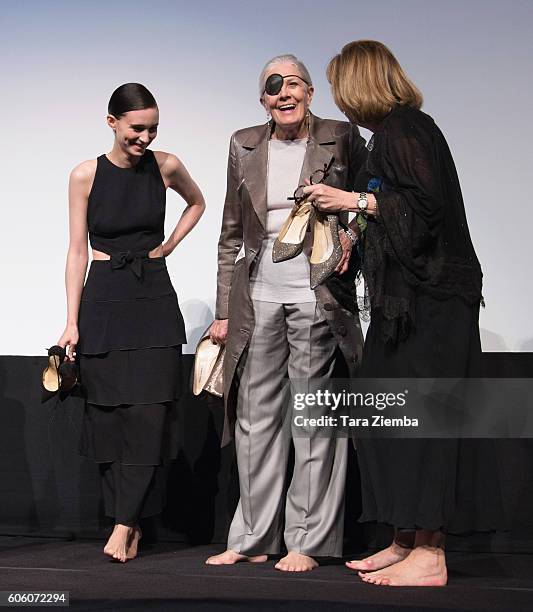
[261,62,313,135]
[107,107,159,158]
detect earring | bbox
[266,115,274,138]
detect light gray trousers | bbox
[227,300,347,557]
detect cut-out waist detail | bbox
[92,244,163,260]
[91,245,164,280]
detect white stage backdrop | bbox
[0,0,531,354]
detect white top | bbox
[249,138,316,303]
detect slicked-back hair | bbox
[108,83,158,118]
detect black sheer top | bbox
[355,105,483,344]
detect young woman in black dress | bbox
[304,41,503,586]
[57,83,205,562]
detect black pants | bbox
[82,402,171,526]
[99,462,166,526]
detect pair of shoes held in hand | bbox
[273,200,342,289]
[41,345,78,403]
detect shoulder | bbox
[383,105,437,138]
[152,150,183,176]
[231,124,267,149]
[374,106,441,161]
[69,159,97,194]
[70,159,97,182]
[313,115,353,139]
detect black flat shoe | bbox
[41,345,66,403]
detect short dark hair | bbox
[107,83,158,117]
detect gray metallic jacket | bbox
[216,113,368,445]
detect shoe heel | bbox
[58,361,79,397]
[309,213,343,289]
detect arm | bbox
[57,161,94,359]
[155,152,206,257]
[215,134,243,319]
[210,134,243,344]
[302,123,377,216]
[361,116,443,283]
[336,124,370,272]
[374,124,443,239]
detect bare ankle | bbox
[393,529,415,550]
[414,529,445,549]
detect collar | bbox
[240,112,339,150]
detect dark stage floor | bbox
[0,537,532,611]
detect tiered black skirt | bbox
[77,257,186,464]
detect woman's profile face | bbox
[107,107,159,157]
[261,62,313,133]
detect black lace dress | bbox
[354,106,504,532]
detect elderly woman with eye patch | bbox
[205,54,367,572]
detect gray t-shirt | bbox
[249,138,315,303]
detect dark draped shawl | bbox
[354,105,482,344]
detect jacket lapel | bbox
[241,125,269,228]
[298,114,336,187]
[240,114,337,229]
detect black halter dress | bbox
[78,150,186,464]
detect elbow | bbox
[189,197,206,219]
[67,247,88,266]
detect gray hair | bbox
[258,54,313,97]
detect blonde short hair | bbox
[327,40,423,124]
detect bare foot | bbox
[126,525,142,560]
[205,550,268,565]
[346,541,411,572]
[359,546,447,587]
[103,524,133,563]
[275,551,318,572]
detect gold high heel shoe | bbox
[192,327,225,397]
[272,200,312,263]
[309,212,343,289]
[41,345,65,403]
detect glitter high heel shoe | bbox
[309,212,343,289]
[272,200,313,263]
[273,158,337,264]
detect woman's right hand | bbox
[57,324,79,361]
[209,319,228,346]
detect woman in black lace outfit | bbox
[304,40,503,586]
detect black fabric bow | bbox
[110,250,148,280]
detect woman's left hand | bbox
[302,184,354,213]
[336,230,353,274]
